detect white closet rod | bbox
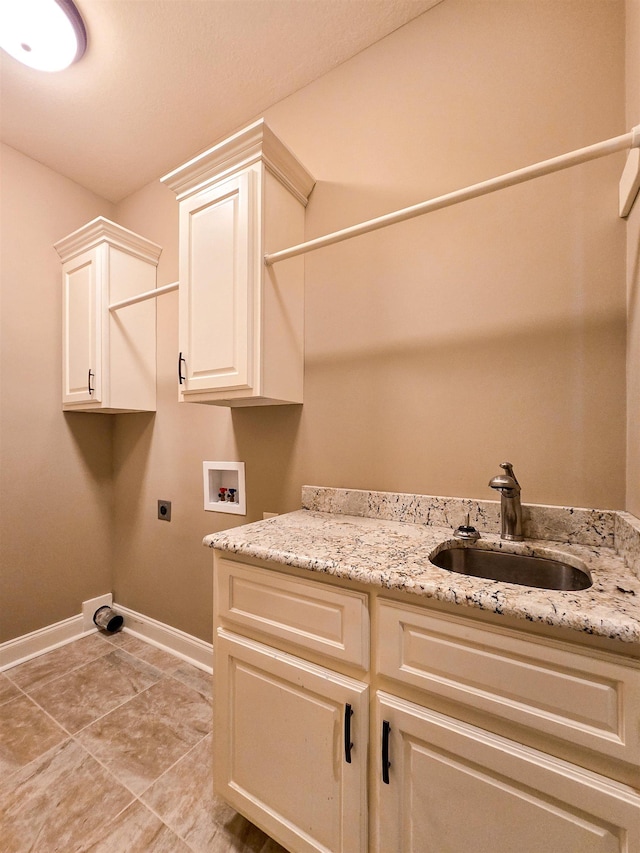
[264,126,640,266]
[109,281,179,311]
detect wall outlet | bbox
[158,500,171,521]
[82,593,113,632]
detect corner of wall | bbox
[626,0,640,516]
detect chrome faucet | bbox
[488,462,523,541]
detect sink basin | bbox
[431,546,592,591]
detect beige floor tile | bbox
[142,735,287,853]
[0,673,21,706]
[170,661,213,699]
[1,634,285,852]
[77,676,211,795]
[0,738,134,853]
[5,634,111,692]
[28,648,164,733]
[104,632,184,673]
[0,694,67,777]
[78,800,191,852]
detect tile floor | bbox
[0,630,287,852]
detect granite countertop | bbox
[204,487,640,646]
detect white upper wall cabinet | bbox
[54,217,162,413]
[161,119,315,407]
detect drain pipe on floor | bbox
[93,606,124,633]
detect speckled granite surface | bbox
[205,488,640,646]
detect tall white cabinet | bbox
[161,120,314,406]
[54,217,162,413]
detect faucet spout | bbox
[488,462,523,541]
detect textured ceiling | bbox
[0,0,439,202]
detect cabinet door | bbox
[62,248,101,405]
[216,629,368,853]
[374,692,640,853]
[178,171,253,396]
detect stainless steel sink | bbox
[431,546,592,591]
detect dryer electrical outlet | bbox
[158,500,172,521]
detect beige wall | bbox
[112,0,628,642]
[1,1,633,645]
[0,145,114,642]
[626,0,640,516]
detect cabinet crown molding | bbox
[160,118,315,206]
[54,216,163,265]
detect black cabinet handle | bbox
[88,369,94,395]
[178,352,186,385]
[382,720,391,784]
[344,703,353,764]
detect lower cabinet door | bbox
[374,692,640,853]
[215,629,369,853]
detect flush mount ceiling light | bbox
[0,0,87,72]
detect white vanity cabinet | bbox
[213,554,640,853]
[161,120,314,407]
[213,557,369,853]
[54,217,162,413]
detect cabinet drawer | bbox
[376,599,640,766]
[216,558,369,668]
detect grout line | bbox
[24,669,165,739]
[1,735,73,790]
[68,725,140,799]
[137,730,211,800]
[135,732,212,851]
[16,691,76,738]
[78,672,175,736]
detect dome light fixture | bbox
[0,0,87,72]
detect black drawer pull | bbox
[88,369,94,395]
[344,703,353,764]
[178,352,186,385]
[382,720,391,784]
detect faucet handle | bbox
[489,461,520,493]
[500,462,519,487]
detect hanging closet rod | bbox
[264,126,640,266]
[109,281,179,311]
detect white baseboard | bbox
[0,606,213,674]
[115,604,213,673]
[0,614,95,671]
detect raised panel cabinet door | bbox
[62,248,101,405]
[215,629,368,853]
[373,692,640,853]
[178,171,253,396]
